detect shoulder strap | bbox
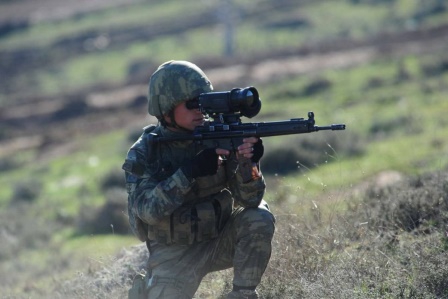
[143,124,157,134]
[145,125,159,164]
[122,124,158,177]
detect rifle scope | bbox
[186,86,262,118]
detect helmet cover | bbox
[148,60,213,117]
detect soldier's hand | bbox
[237,137,264,163]
[251,138,264,163]
[182,148,220,179]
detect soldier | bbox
[123,60,275,299]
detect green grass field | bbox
[1,0,448,297]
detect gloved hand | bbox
[181,148,219,179]
[251,138,264,163]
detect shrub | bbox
[262,130,364,175]
[363,76,385,90]
[0,158,18,172]
[417,250,448,297]
[348,169,448,233]
[10,178,42,203]
[100,169,125,191]
[0,204,57,260]
[262,148,303,175]
[55,169,448,299]
[420,58,448,77]
[76,188,130,235]
[54,243,149,298]
[50,99,89,122]
[301,77,332,96]
[368,114,421,139]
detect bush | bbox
[420,57,448,77]
[100,169,125,191]
[301,78,332,96]
[0,204,57,260]
[10,178,42,203]
[54,243,149,298]
[77,188,130,235]
[0,158,18,172]
[50,99,89,122]
[348,169,448,232]
[262,130,364,175]
[368,114,422,139]
[55,169,448,299]
[262,148,303,175]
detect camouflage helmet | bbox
[148,60,213,117]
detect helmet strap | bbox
[161,110,192,133]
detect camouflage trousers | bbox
[144,200,275,299]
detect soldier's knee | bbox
[239,205,275,237]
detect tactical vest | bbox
[148,189,232,245]
[123,125,234,245]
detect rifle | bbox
[152,111,345,150]
[150,86,346,181]
[152,86,345,148]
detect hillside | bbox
[1,0,448,298]
[1,0,448,161]
[2,23,447,161]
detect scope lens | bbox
[245,90,253,104]
[230,88,254,108]
[238,87,261,118]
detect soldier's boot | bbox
[226,289,259,299]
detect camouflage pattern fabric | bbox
[148,60,213,117]
[145,201,274,298]
[124,125,275,298]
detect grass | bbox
[2,47,447,218]
[1,0,448,297]
[2,234,138,298]
[4,47,447,297]
[60,234,139,260]
[0,0,208,50]
[3,0,448,99]
[304,1,391,39]
[279,128,448,198]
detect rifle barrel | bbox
[315,124,346,131]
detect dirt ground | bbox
[0,0,141,23]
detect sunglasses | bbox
[185,98,200,110]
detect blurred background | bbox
[1,0,448,298]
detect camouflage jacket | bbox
[123,125,266,242]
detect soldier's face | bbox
[169,100,205,131]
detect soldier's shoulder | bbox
[143,124,157,134]
[123,124,160,177]
[129,124,160,150]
